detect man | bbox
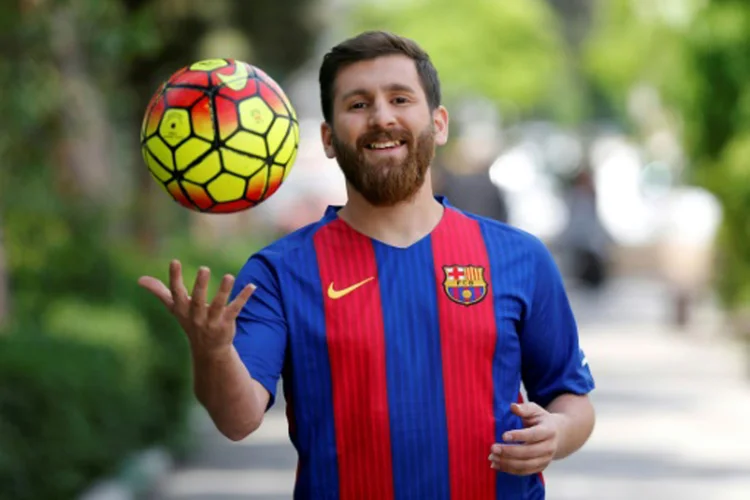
[139,31,596,499]
[435,161,509,223]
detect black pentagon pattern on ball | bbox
[140,59,299,213]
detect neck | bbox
[337,173,444,248]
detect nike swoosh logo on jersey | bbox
[327,277,375,300]
[217,63,250,91]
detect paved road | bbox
[147,278,750,500]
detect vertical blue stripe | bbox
[282,230,340,499]
[373,238,451,500]
[475,215,546,499]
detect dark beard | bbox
[331,124,435,207]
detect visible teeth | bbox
[369,141,400,149]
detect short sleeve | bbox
[520,240,595,408]
[231,252,288,410]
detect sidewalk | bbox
[544,323,750,499]
[146,279,750,500]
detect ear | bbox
[320,121,336,159]
[432,105,449,146]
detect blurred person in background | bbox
[138,30,595,499]
[558,167,612,289]
[435,159,509,223]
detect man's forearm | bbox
[546,393,596,459]
[192,345,266,441]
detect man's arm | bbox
[192,345,270,441]
[489,395,595,475]
[201,252,288,441]
[546,393,595,460]
[138,259,285,442]
[489,237,596,475]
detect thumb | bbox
[137,276,174,310]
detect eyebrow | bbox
[339,83,417,102]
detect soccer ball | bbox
[140,59,299,213]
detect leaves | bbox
[349,0,574,121]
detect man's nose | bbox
[368,100,397,129]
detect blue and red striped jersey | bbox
[231,197,595,500]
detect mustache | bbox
[356,128,413,149]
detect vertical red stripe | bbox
[314,220,394,500]
[432,208,497,500]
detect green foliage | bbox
[578,0,750,313]
[680,1,750,311]
[582,0,699,122]
[0,196,272,498]
[228,0,322,79]
[0,0,332,497]
[701,133,750,310]
[43,299,152,382]
[349,0,579,122]
[682,0,750,163]
[0,213,192,499]
[0,335,146,500]
[6,207,122,328]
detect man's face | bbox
[321,55,449,206]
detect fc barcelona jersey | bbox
[231,197,595,500]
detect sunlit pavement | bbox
[146,278,750,500]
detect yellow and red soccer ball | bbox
[140,59,299,213]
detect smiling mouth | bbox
[365,140,406,150]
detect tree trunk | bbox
[49,5,114,204]
[133,168,160,255]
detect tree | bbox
[581,0,699,127]
[347,0,580,124]
[0,0,323,273]
[0,0,325,496]
[581,0,750,316]
[122,0,323,251]
[683,0,750,313]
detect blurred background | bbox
[3,0,750,499]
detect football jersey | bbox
[231,197,595,500]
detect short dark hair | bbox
[318,31,442,124]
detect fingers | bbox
[510,402,544,419]
[208,274,235,322]
[489,412,558,476]
[189,266,211,320]
[137,276,174,309]
[490,441,554,461]
[142,260,255,327]
[169,260,190,313]
[489,449,551,476]
[501,424,554,445]
[224,283,256,320]
[207,276,254,324]
[489,439,555,476]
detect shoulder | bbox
[450,208,561,299]
[459,209,551,262]
[236,215,335,281]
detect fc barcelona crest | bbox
[442,265,488,306]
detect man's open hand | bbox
[138,259,255,356]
